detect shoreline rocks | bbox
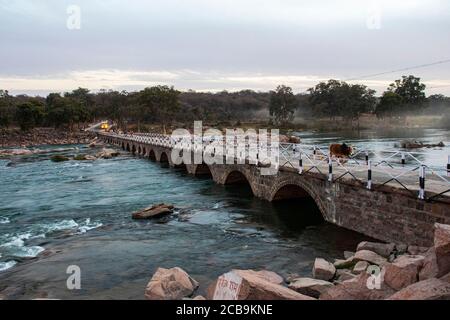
[313,258,336,281]
[140,224,450,300]
[0,127,94,148]
[145,267,199,300]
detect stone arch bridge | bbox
[99,133,450,247]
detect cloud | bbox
[2,69,450,96]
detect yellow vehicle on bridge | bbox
[100,121,110,131]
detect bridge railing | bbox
[99,132,449,202]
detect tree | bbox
[308,80,376,120]
[15,100,45,130]
[138,86,180,133]
[0,90,15,127]
[269,85,297,125]
[388,75,426,106]
[375,91,403,118]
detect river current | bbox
[0,128,448,299]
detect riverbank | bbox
[0,127,95,148]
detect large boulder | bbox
[356,241,395,258]
[208,269,314,300]
[320,272,395,300]
[419,248,439,281]
[132,203,174,219]
[440,272,450,283]
[382,255,425,290]
[288,278,334,298]
[387,278,450,300]
[434,223,450,277]
[354,250,387,266]
[313,258,336,281]
[249,270,284,285]
[145,267,199,300]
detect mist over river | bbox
[0,128,448,299]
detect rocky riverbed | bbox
[0,127,95,147]
[143,222,450,300]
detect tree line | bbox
[0,75,449,131]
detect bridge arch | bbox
[159,151,169,164]
[222,169,257,196]
[148,149,156,161]
[131,144,136,154]
[268,179,328,219]
[126,143,131,152]
[193,163,213,177]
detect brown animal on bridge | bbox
[329,143,353,158]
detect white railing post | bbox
[447,155,450,177]
[328,154,333,182]
[299,152,303,174]
[418,165,426,200]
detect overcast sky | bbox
[1,0,449,96]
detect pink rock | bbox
[354,250,387,266]
[382,255,424,290]
[313,258,336,281]
[387,278,450,300]
[145,267,198,300]
[434,223,450,277]
[320,272,395,300]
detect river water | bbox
[0,128,448,299]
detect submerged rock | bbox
[95,148,120,159]
[50,155,70,162]
[145,267,198,300]
[132,203,174,219]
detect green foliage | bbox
[15,100,45,130]
[308,80,376,120]
[388,75,426,106]
[376,91,403,118]
[376,75,427,116]
[0,90,15,127]
[269,85,297,125]
[138,85,180,132]
[0,75,446,131]
[46,92,91,129]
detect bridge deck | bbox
[100,132,450,202]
